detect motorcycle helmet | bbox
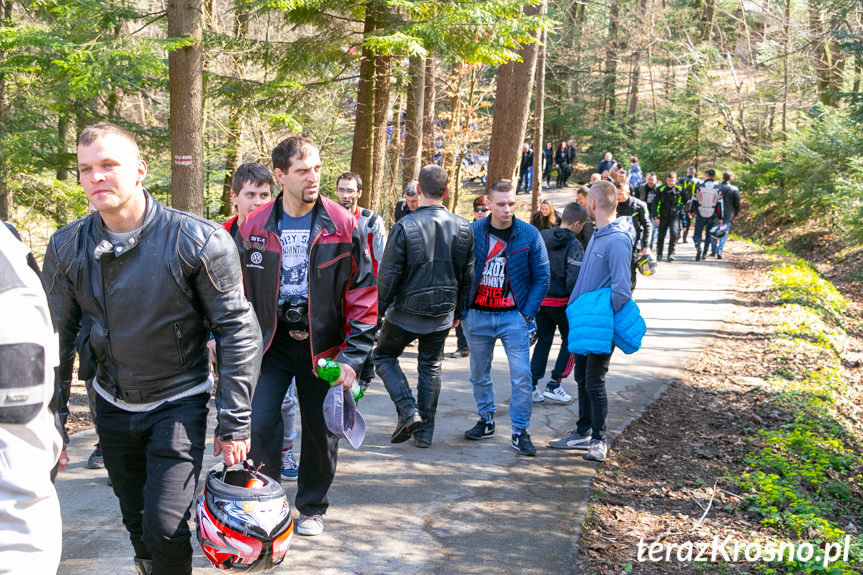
[709,223,729,239]
[635,253,658,276]
[197,461,293,573]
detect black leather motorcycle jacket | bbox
[42,193,262,441]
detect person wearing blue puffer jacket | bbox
[549,180,634,462]
[462,179,550,457]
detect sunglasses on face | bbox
[475,207,489,213]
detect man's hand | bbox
[641,247,649,256]
[334,362,357,389]
[214,437,251,467]
[57,447,70,472]
[451,319,460,329]
[207,339,217,363]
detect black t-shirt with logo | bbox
[471,224,517,312]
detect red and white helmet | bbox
[196,461,293,573]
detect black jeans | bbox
[250,328,338,516]
[656,216,680,257]
[455,322,468,352]
[373,320,449,443]
[530,305,573,386]
[573,351,614,442]
[95,392,209,575]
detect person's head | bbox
[630,155,638,165]
[417,164,448,200]
[722,170,733,183]
[77,122,147,221]
[403,181,420,211]
[231,163,273,223]
[560,141,568,151]
[271,136,321,206]
[335,171,363,211]
[488,180,516,228]
[560,201,588,235]
[546,142,553,150]
[540,200,556,220]
[473,195,490,219]
[705,168,716,180]
[567,139,574,147]
[522,143,530,152]
[665,171,677,187]
[601,170,610,180]
[646,172,657,186]
[604,152,613,162]
[576,186,589,206]
[589,173,601,184]
[587,181,617,221]
[615,180,630,203]
[686,166,696,177]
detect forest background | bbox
[1,0,862,253]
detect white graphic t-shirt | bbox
[278,207,313,305]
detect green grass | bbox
[730,244,863,574]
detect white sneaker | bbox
[531,388,545,403]
[542,385,572,404]
[296,514,324,536]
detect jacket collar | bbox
[264,192,337,239]
[91,189,158,260]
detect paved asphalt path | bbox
[56,192,734,574]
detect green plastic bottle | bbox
[316,358,363,403]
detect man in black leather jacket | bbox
[615,181,650,290]
[41,123,262,575]
[374,164,474,447]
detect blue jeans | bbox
[713,220,730,254]
[693,214,716,255]
[463,309,533,434]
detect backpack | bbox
[697,181,721,218]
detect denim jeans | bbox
[373,321,449,442]
[530,305,573,387]
[455,322,468,352]
[462,309,533,433]
[573,351,614,442]
[693,214,716,255]
[95,392,209,575]
[250,328,338,516]
[280,379,297,447]
[715,222,730,254]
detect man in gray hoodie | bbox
[549,180,634,462]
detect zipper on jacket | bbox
[174,322,186,367]
[96,257,121,398]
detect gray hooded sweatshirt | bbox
[568,216,635,312]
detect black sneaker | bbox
[695,252,701,262]
[464,419,495,440]
[511,431,537,456]
[716,252,722,259]
[445,349,470,359]
[88,444,105,469]
[391,410,423,444]
[667,255,675,262]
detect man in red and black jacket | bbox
[238,136,377,537]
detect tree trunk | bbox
[402,55,425,189]
[0,0,11,221]
[364,54,391,212]
[219,0,249,217]
[603,0,620,116]
[421,57,436,166]
[350,2,381,192]
[532,28,547,212]
[57,114,70,180]
[627,50,641,125]
[782,0,791,137]
[485,1,545,190]
[387,90,404,204]
[701,0,715,42]
[442,65,466,211]
[167,0,204,215]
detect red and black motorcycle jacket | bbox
[238,194,378,374]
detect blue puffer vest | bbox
[465,216,550,319]
[567,287,646,355]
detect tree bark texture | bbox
[602,0,620,116]
[365,54,391,212]
[220,0,250,217]
[421,57,436,166]
[485,1,544,192]
[402,55,425,190]
[532,27,547,212]
[167,0,204,215]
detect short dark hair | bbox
[489,179,514,197]
[722,170,733,182]
[705,168,716,178]
[665,171,677,179]
[336,171,362,191]
[232,163,274,196]
[561,202,587,225]
[271,136,317,173]
[418,164,448,199]
[576,186,588,196]
[78,122,139,157]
